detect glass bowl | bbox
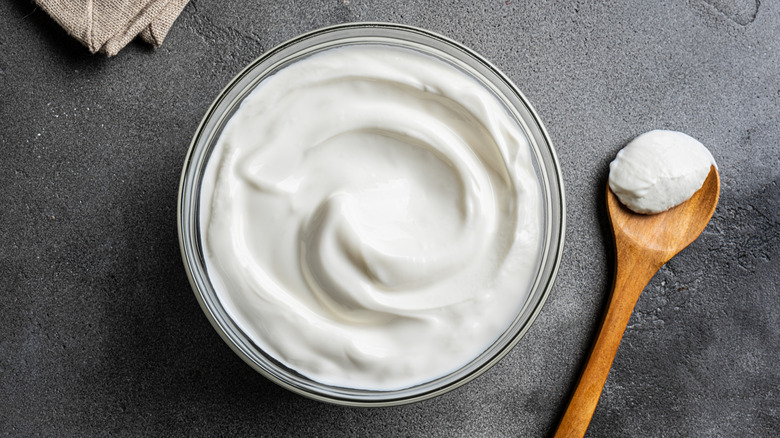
[178,22,565,406]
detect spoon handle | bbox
[553,248,662,438]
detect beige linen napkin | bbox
[36,0,189,56]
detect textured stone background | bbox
[1,0,778,436]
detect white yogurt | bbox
[608,130,716,214]
[200,45,543,390]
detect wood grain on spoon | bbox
[554,166,720,438]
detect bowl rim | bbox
[177,21,566,407]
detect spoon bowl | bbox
[608,166,721,257]
[554,166,720,438]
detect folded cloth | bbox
[36,0,189,56]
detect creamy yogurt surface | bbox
[609,130,717,214]
[200,44,543,390]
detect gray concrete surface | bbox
[1,0,778,436]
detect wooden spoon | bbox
[554,166,720,438]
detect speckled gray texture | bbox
[1,0,778,436]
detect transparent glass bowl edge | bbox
[177,22,566,407]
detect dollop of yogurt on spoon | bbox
[608,130,717,214]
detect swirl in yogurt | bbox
[200,45,543,390]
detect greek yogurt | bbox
[199,45,543,390]
[608,130,717,214]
